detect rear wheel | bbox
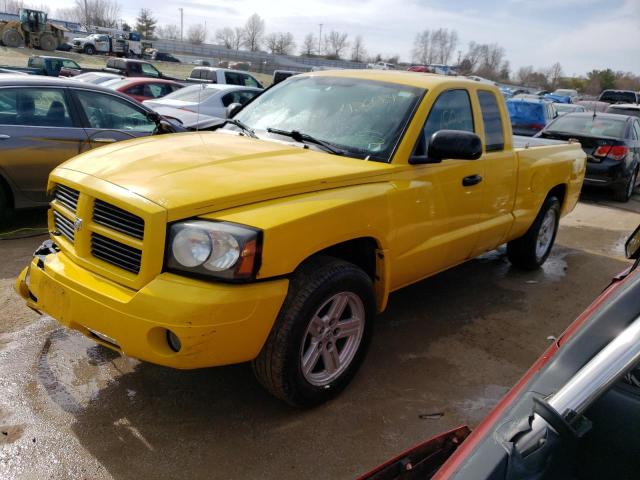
[252,256,375,407]
[38,33,57,51]
[613,168,638,203]
[84,44,96,55]
[507,195,561,270]
[1,29,22,48]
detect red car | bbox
[407,65,432,73]
[105,78,184,103]
[361,224,640,480]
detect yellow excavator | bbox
[0,9,66,51]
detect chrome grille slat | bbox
[53,211,75,242]
[91,233,142,274]
[54,185,79,213]
[93,200,144,240]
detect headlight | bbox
[166,220,262,281]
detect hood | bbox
[59,132,392,219]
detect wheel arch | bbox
[297,236,391,313]
[0,172,15,209]
[547,183,567,212]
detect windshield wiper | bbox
[266,127,348,156]
[218,118,258,138]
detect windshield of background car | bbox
[162,85,220,103]
[233,76,423,161]
[546,115,627,138]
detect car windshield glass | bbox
[163,85,220,102]
[601,91,636,103]
[232,76,423,161]
[555,104,576,112]
[547,115,627,138]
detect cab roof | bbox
[302,69,496,91]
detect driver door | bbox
[70,89,157,150]
[390,89,486,289]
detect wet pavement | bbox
[1,191,639,480]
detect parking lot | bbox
[1,190,638,480]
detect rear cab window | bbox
[477,90,504,151]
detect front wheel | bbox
[252,256,375,407]
[84,44,96,55]
[38,33,57,51]
[507,195,561,270]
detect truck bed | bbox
[513,135,567,149]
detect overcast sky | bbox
[47,0,639,76]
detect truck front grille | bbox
[93,199,145,240]
[91,233,142,274]
[54,184,79,213]
[53,211,75,243]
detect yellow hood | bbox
[58,132,392,218]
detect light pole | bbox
[179,8,183,42]
[318,23,323,55]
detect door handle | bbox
[0,134,10,140]
[93,137,117,143]
[462,174,483,187]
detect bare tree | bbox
[301,33,316,56]
[216,27,235,48]
[350,35,366,62]
[62,0,121,28]
[412,30,433,65]
[156,24,180,40]
[547,62,563,89]
[243,13,265,52]
[327,30,348,59]
[430,28,458,64]
[264,32,296,55]
[187,24,206,45]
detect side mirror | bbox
[226,102,243,118]
[410,130,483,164]
[625,224,640,259]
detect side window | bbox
[477,90,504,152]
[125,84,145,96]
[632,121,640,141]
[190,69,201,79]
[241,74,260,88]
[147,84,165,98]
[0,88,72,127]
[422,89,474,143]
[208,70,217,83]
[140,63,159,78]
[62,60,79,69]
[221,92,235,107]
[74,90,156,132]
[224,72,242,85]
[237,90,259,105]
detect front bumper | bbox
[16,246,289,369]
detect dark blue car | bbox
[506,98,558,136]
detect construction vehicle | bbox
[0,8,65,51]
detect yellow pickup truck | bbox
[16,71,586,406]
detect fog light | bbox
[166,330,181,352]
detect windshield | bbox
[233,76,423,161]
[600,91,637,104]
[547,115,627,138]
[553,89,576,96]
[162,85,220,103]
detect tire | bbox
[613,167,638,203]
[252,256,376,407]
[38,33,57,51]
[507,195,561,270]
[2,29,22,48]
[84,44,96,55]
